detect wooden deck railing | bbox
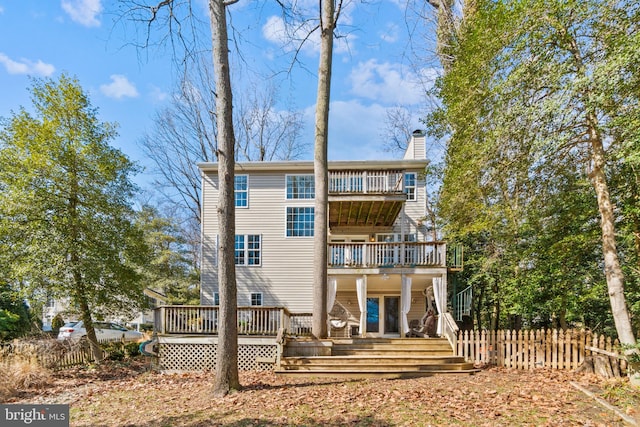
[329,242,446,268]
[154,306,293,336]
[288,313,313,336]
[457,329,626,373]
[329,170,404,194]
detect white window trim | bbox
[250,292,263,306]
[234,234,262,266]
[235,174,249,208]
[405,172,417,202]
[285,206,315,238]
[285,174,315,200]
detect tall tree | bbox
[209,0,241,395]
[0,74,146,360]
[433,0,639,343]
[310,0,339,339]
[136,205,199,304]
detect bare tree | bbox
[381,106,415,155]
[140,55,217,226]
[235,83,307,162]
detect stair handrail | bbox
[442,312,459,351]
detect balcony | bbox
[328,170,407,232]
[328,242,446,268]
[328,170,404,194]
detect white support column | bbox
[401,275,412,337]
[356,275,367,337]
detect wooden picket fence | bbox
[457,329,626,373]
[1,338,135,370]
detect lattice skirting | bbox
[158,342,277,372]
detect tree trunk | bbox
[490,279,500,332]
[587,115,636,346]
[77,295,102,363]
[427,0,456,73]
[210,0,240,396]
[560,25,636,346]
[311,0,334,339]
[69,154,102,363]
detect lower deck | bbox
[153,334,476,377]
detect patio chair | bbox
[409,309,437,338]
[328,301,351,338]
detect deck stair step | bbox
[276,337,479,379]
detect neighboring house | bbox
[42,288,167,332]
[126,288,168,331]
[42,296,70,332]
[198,130,462,338]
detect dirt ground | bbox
[5,360,640,426]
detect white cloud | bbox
[379,23,399,43]
[0,53,55,76]
[262,14,355,57]
[0,6,4,14]
[61,0,102,27]
[149,85,168,103]
[348,59,433,105]
[262,15,320,55]
[100,75,139,99]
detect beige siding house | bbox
[198,130,457,338]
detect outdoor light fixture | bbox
[382,273,390,281]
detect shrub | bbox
[0,341,53,401]
[101,340,141,361]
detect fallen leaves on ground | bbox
[5,360,639,426]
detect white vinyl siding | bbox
[200,170,315,310]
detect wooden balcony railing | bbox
[329,170,404,194]
[154,306,291,336]
[328,242,446,268]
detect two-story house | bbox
[198,130,455,339]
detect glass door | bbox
[366,296,400,335]
[384,296,399,334]
[366,297,379,333]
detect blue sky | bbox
[0,0,438,186]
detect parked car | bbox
[57,321,144,342]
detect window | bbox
[404,173,417,201]
[286,207,314,237]
[235,234,261,265]
[213,292,220,306]
[250,292,263,306]
[286,175,314,199]
[235,175,248,207]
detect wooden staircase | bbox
[276,337,478,379]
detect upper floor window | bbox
[235,175,248,207]
[213,292,220,306]
[404,172,417,201]
[286,207,314,237]
[235,234,261,265]
[286,175,314,199]
[250,292,263,306]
